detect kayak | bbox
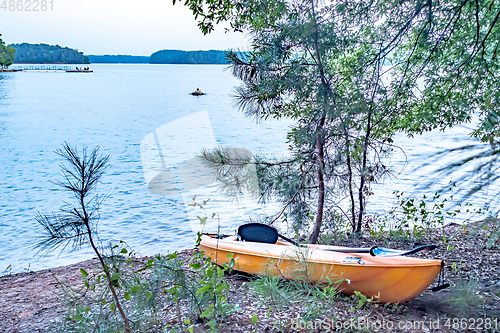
[190,91,205,95]
[199,235,443,303]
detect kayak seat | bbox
[237,223,279,244]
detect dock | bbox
[7,65,93,73]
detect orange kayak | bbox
[200,235,443,303]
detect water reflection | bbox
[0,72,13,108]
[0,64,292,273]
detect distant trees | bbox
[86,51,236,64]
[87,55,150,64]
[7,43,233,65]
[0,34,16,68]
[150,49,227,64]
[12,43,90,64]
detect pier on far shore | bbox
[1,65,93,73]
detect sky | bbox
[0,0,250,55]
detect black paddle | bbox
[370,244,438,257]
[328,244,438,257]
[237,223,438,257]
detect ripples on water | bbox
[0,65,291,273]
[0,64,493,273]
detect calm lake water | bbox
[0,64,492,273]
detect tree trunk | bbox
[81,197,131,333]
[344,127,357,232]
[308,0,331,244]
[355,87,378,234]
[309,133,325,244]
[88,230,132,333]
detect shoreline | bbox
[1,224,499,332]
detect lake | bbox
[0,64,492,273]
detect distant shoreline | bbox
[9,43,233,65]
[87,50,230,65]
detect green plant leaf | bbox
[200,304,214,318]
[217,266,224,278]
[80,268,88,277]
[197,284,213,294]
[215,284,224,294]
[131,285,142,293]
[251,314,258,324]
[197,215,208,225]
[207,318,217,328]
[71,314,83,321]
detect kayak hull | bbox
[200,235,443,303]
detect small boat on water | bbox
[66,66,93,73]
[66,70,93,73]
[200,224,444,303]
[190,89,205,96]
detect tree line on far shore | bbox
[88,50,231,64]
[149,49,227,64]
[1,42,232,65]
[11,43,90,64]
[0,37,234,65]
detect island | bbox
[11,43,90,64]
[149,49,227,64]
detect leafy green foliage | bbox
[193,0,398,243]
[172,0,240,34]
[376,0,500,142]
[53,246,237,332]
[249,275,342,322]
[350,291,379,310]
[57,243,160,332]
[467,214,500,249]
[153,250,236,331]
[0,34,15,68]
[369,186,485,240]
[176,0,500,243]
[11,43,90,64]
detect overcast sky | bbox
[0,0,250,55]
